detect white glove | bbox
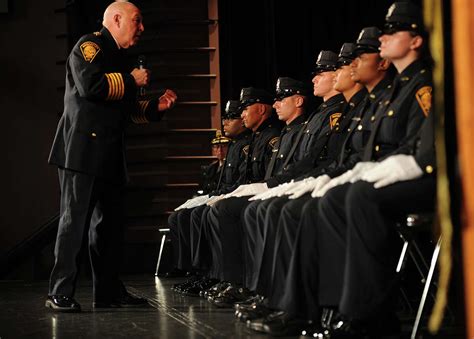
[249,181,296,201]
[311,162,378,198]
[174,194,209,211]
[288,175,331,199]
[360,154,423,188]
[224,183,269,198]
[206,194,227,206]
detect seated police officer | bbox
[300,2,433,337]
[171,101,253,295]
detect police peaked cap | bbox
[313,50,338,74]
[275,77,310,100]
[239,87,274,109]
[222,100,242,119]
[384,2,425,35]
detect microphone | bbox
[137,55,147,97]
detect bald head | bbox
[103,1,144,49]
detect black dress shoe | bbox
[93,292,149,308]
[45,295,81,312]
[247,310,308,336]
[233,294,265,310]
[171,275,200,292]
[236,302,273,322]
[203,281,230,299]
[181,278,220,297]
[317,313,401,339]
[209,285,254,308]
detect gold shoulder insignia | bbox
[93,31,102,36]
[80,41,100,63]
[329,112,342,129]
[242,145,250,156]
[415,86,432,117]
[269,136,279,148]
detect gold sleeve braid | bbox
[131,100,151,124]
[105,73,124,100]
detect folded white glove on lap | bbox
[311,162,378,197]
[224,183,269,198]
[360,154,423,188]
[288,175,331,199]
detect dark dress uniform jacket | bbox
[265,114,307,178]
[363,60,432,162]
[238,116,282,184]
[212,129,252,195]
[322,76,394,178]
[48,27,162,183]
[265,94,346,187]
[199,161,222,194]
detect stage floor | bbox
[0,276,464,338]
[0,276,294,338]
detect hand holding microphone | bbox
[131,55,150,93]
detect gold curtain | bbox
[451,0,474,337]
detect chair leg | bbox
[410,237,442,339]
[397,240,410,273]
[155,233,167,276]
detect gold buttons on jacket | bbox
[426,165,433,174]
[375,145,380,152]
[91,133,97,137]
[370,116,376,122]
[387,110,394,116]
[357,125,363,130]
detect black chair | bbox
[396,213,443,339]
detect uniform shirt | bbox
[265,94,346,187]
[238,116,282,184]
[363,59,432,162]
[212,129,252,195]
[48,27,162,183]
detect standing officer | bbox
[46,2,177,312]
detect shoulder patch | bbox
[268,136,280,148]
[80,41,100,63]
[329,112,342,129]
[242,145,250,156]
[415,86,432,117]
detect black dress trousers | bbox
[49,168,124,301]
[207,196,252,284]
[338,178,435,319]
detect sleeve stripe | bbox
[105,73,124,100]
[109,73,118,100]
[105,74,113,100]
[132,100,151,124]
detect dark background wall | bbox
[0,0,66,256]
[218,0,400,103]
